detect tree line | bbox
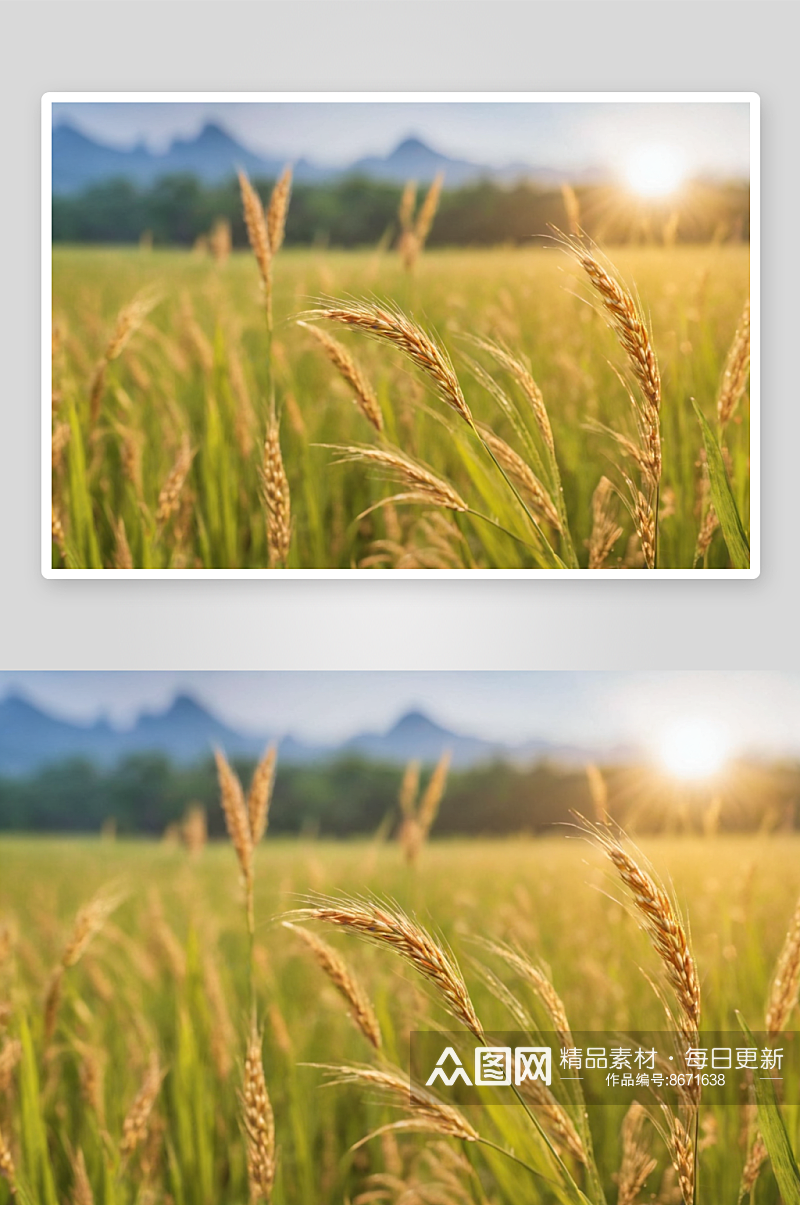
[52,175,750,248]
[0,752,794,838]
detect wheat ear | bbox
[266,167,292,257]
[156,435,194,527]
[590,825,700,1044]
[587,477,623,569]
[309,302,472,425]
[283,922,382,1049]
[298,322,383,432]
[615,1102,657,1205]
[328,446,467,514]
[242,1026,276,1202]
[293,898,483,1039]
[0,1123,16,1193]
[476,426,560,530]
[120,1054,163,1160]
[417,751,452,839]
[248,745,278,845]
[319,1064,478,1143]
[262,417,292,567]
[238,171,272,291]
[717,298,750,427]
[215,749,254,932]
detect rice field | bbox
[50,219,751,571]
[1,804,797,1204]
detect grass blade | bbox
[738,1015,800,1204]
[693,401,749,569]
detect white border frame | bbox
[42,91,760,579]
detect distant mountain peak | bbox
[388,709,451,737]
[393,136,435,155]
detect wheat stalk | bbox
[309,302,472,425]
[283,922,382,1049]
[294,898,483,1039]
[298,322,383,432]
[242,1026,276,1201]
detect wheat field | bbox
[50,217,751,571]
[1,797,797,1205]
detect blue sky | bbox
[0,672,795,757]
[51,100,751,178]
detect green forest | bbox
[52,174,750,248]
[0,753,795,837]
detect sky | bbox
[51,99,751,179]
[0,672,796,759]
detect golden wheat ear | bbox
[283,922,382,1049]
[242,1025,276,1202]
[289,895,483,1040]
[306,301,472,425]
[577,817,700,1044]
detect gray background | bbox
[2,1,790,671]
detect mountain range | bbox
[52,122,579,196]
[0,693,621,777]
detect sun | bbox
[623,145,686,199]
[656,717,733,782]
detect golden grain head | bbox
[120,1054,163,1160]
[284,922,382,1049]
[766,891,800,1035]
[330,446,468,515]
[238,171,272,288]
[267,167,293,257]
[242,1027,276,1201]
[215,749,254,888]
[262,419,292,567]
[310,302,472,425]
[298,322,383,432]
[293,897,483,1039]
[319,1064,479,1144]
[248,745,278,845]
[590,824,701,1044]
